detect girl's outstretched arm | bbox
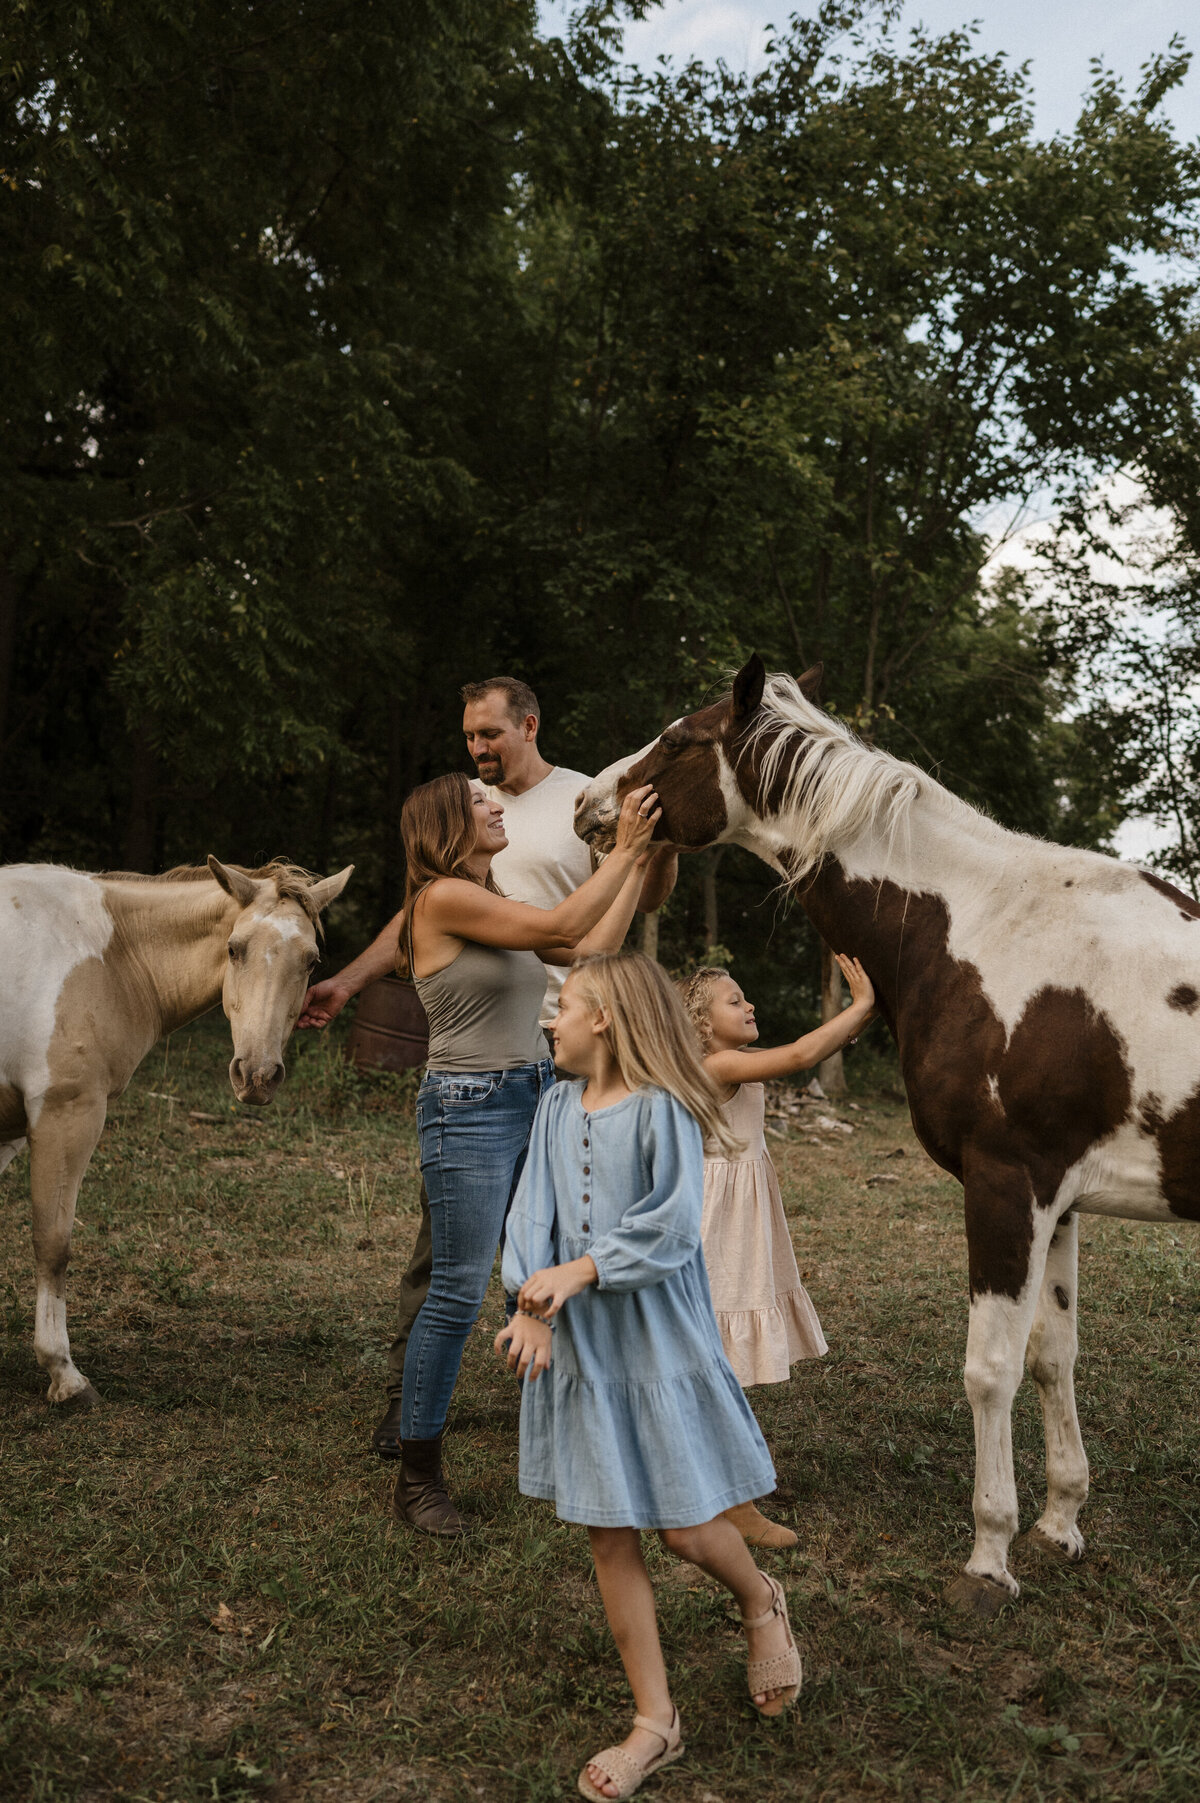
[705,954,876,1087]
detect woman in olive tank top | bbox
[390,770,660,1535]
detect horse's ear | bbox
[732,654,766,721]
[307,865,355,913]
[207,855,259,908]
[797,662,823,702]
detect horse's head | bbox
[207,857,354,1105]
[575,655,823,856]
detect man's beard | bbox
[474,754,504,784]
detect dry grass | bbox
[2,1021,1199,1802]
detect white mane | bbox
[742,672,982,887]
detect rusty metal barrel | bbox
[346,975,429,1072]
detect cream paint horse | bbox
[577,657,1200,1614]
[1,856,352,1408]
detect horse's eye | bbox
[228,942,246,962]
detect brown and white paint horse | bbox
[577,655,1200,1613]
[2,856,352,1409]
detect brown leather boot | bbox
[393,1435,465,1537]
[723,1501,798,1549]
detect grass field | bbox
[2,1017,1199,1803]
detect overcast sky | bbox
[541,1,1198,142]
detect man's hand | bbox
[296,978,353,1030]
[517,1256,598,1319]
[495,1315,553,1380]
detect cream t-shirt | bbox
[482,765,593,1022]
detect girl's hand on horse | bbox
[494,1315,553,1380]
[613,785,662,859]
[518,1256,599,1318]
[835,953,876,1020]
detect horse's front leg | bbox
[1024,1210,1087,1560]
[948,1164,1054,1615]
[28,1091,107,1406]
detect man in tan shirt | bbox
[299,676,676,1456]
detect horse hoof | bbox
[1017,1526,1085,1565]
[944,1572,1016,1618]
[53,1383,102,1412]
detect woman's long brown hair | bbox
[395,773,500,977]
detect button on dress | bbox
[501,1082,776,1529]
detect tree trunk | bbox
[0,559,17,766]
[701,846,725,951]
[123,722,157,871]
[819,942,847,1096]
[639,908,659,962]
[383,693,406,918]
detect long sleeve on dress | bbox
[500,1091,558,1293]
[587,1091,704,1293]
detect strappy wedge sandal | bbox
[577,1708,684,1801]
[742,1571,802,1716]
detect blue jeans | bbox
[402,1059,555,1439]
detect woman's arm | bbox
[420,785,660,958]
[540,854,649,966]
[705,954,875,1087]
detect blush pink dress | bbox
[701,1082,827,1386]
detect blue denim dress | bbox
[501,1082,776,1528]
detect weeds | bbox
[1,1017,1198,1800]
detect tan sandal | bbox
[577,1708,684,1800]
[742,1572,802,1716]
[723,1501,799,1549]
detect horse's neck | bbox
[744,791,1012,1020]
[104,883,238,1036]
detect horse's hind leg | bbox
[1024,1211,1087,1560]
[28,1095,107,1406]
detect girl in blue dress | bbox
[496,951,802,1802]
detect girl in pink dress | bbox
[682,954,875,1547]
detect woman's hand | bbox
[613,785,662,860]
[494,1315,553,1380]
[834,953,875,1020]
[517,1256,598,1319]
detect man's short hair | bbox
[460,676,541,726]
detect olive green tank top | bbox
[414,938,549,1071]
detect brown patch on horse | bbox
[614,704,729,847]
[1154,1086,1200,1221]
[801,863,1133,1297]
[1168,984,1200,1014]
[1139,870,1200,921]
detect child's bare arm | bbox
[705,954,875,1085]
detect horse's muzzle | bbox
[229,1057,285,1106]
[573,795,619,853]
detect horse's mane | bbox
[742,673,980,888]
[97,861,324,926]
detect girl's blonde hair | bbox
[395,772,500,977]
[567,952,742,1155]
[678,965,735,1054]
